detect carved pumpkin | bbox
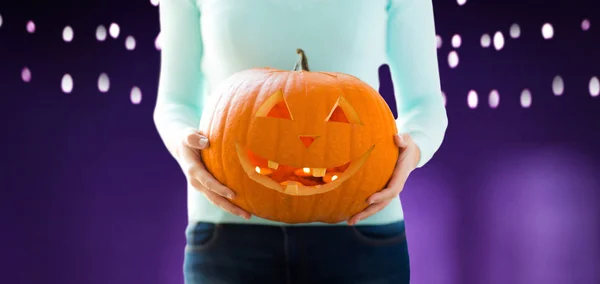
[199,49,398,224]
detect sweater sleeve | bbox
[386,0,449,168]
[153,0,205,159]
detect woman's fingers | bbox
[187,165,236,199]
[192,181,251,220]
[185,132,209,150]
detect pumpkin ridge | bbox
[249,72,281,216]
[221,79,249,210]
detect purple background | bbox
[1,0,599,283]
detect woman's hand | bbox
[347,133,420,225]
[177,129,252,220]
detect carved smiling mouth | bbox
[235,143,374,196]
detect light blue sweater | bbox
[154,0,448,226]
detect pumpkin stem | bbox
[292,48,310,72]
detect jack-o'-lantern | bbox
[199,49,398,224]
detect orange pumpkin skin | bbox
[199,50,399,224]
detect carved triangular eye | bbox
[255,90,293,120]
[325,96,362,125]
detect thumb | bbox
[184,130,210,150]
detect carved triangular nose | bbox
[298,135,318,148]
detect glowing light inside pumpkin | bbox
[303,168,310,173]
[323,172,342,183]
[255,166,273,175]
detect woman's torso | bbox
[189,0,405,226]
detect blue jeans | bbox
[183,221,410,284]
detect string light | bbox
[481,34,491,48]
[448,51,459,68]
[125,35,136,50]
[542,23,554,39]
[488,90,500,109]
[510,23,521,39]
[552,75,564,96]
[451,34,462,48]
[493,31,505,50]
[109,23,120,38]
[467,90,478,109]
[62,26,74,42]
[96,25,107,41]
[520,89,532,108]
[0,5,596,108]
[98,73,110,93]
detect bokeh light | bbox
[451,34,462,48]
[150,0,160,6]
[590,77,599,97]
[26,20,35,33]
[21,67,31,83]
[109,23,120,39]
[493,31,505,50]
[131,86,143,104]
[581,19,591,31]
[488,89,500,108]
[457,0,467,6]
[542,23,554,39]
[510,23,521,38]
[436,35,443,49]
[98,73,110,93]
[62,26,74,42]
[96,25,107,41]
[0,13,3,29]
[467,90,478,109]
[125,35,136,50]
[552,75,564,96]
[441,91,447,106]
[448,51,459,68]
[520,89,532,108]
[155,32,162,50]
[481,34,491,48]
[61,74,74,94]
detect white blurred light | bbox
[581,19,591,31]
[493,31,505,50]
[26,20,36,33]
[510,23,521,39]
[480,34,491,48]
[150,0,160,6]
[488,90,500,108]
[21,67,32,83]
[96,25,107,41]
[98,73,110,93]
[542,23,554,39]
[441,91,447,106]
[451,34,462,48]
[590,77,599,97]
[0,14,3,29]
[457,0,467,6]
[61,74,74,94]
[436,35,443,49]
[552,75,564,96]
[155,32,162,50]
[467,90,478,109]
[62,26,74,42]
[130,86,143,104]
[520,89,532,108]
[448,51,459,68]
[109,23,120,39]
[125,35,136,50]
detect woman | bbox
[153,0,448,283]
